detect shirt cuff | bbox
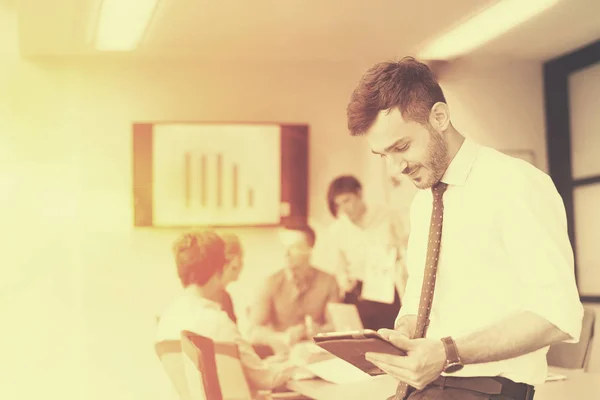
[524,286,584,344]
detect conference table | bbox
[286,367,600,400]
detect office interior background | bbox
[0,0,599,399]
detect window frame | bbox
[544,39,600,302]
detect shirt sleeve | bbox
[500,169,583,343]
[395,254,421,322]
[248,277,274,328]
[327,274,342,304]
[246,276,290,348]
[314,275,342,334]
[395,195,424,324]
[216,314,290,390]
[388,208,410,298]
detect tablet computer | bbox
[312,329,407,375]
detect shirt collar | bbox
[440,138,480,186]
[185,287,223,310]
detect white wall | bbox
[0,3,86,399]
[3,3,586,399]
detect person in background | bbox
[345,56,583,400]
[248,224,341,353]
[220,232,276,359]
[324,175,408,330]
[156,230,296,391]
[220,232,244,322]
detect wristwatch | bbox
[441,336,464,373]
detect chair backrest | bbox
[181,330,253,400]
[547,307,596,370]
[155,340,193,400]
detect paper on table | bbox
[361,247,397,304]
[303,357,373,385]
[545,372,568,382]
[291,368,317,381]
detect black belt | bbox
[429,376,535,400]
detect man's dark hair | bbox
[283,223,317,248]
[172,230,226,287]
[327,175,362,217]
[347,56,446,135]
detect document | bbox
[303,358,373,385]
[290,342,372,384]
[545,371,568,382]
[360,247,397,304]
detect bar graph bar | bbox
[184,152,191,207]
[216,153,223,208]
[248,188,254,208]
[186,153,255,209]
[232,164,238,208]
[200,155,207,206]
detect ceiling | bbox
[15,0,600,62]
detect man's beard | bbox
[418,127,450,189]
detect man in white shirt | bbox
[324,175,408,330]
[344,57,583,399]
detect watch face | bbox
[444,362,464,373]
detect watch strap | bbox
[441,336,461,365]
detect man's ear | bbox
[429,102,451,133]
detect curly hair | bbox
[172,230,226,287]
[347,56,446,136]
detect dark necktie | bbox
[390,182,448,400]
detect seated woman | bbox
[220,233,275,359]
[220,233,244,323]
[155,230,295,391]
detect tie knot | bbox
[432,182,448,199]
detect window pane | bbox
[573,183,600,296]
[569,63,600,180]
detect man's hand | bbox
[286,323,307,345]
[365,329,446,390]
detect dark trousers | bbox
[344,281,401,330]
[406,387,515,399]
[400,377,535,400]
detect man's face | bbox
[280,230,312,272]
[367,108,449,189]
[334,192,365,223]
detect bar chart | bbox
[152,123,281,226]
[182,152,257,209]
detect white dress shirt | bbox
[156,290,289,390]
[396,138,583,385]
[326,207,409,298]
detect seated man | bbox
[156,230,296,391]
[248,225,341,352]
